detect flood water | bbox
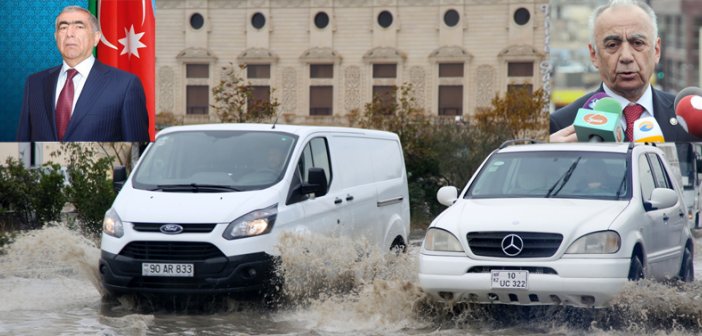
[2,225,702,335]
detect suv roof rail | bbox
[498,139,543,149]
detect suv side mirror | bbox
[644,188,678,211]
[437,186,458,207]
[300,167,328,197]
[113,166,127,193]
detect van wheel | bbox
[678,246,694,282]
[390,236,406,254]
[628,254,644,281]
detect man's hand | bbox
[550,125,577,143]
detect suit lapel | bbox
[43,67,60,139]
[64,61,111,139]
[651,89,676,137]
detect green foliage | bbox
[211,63,280,123]
[0,157,37,226]
[33,163,67,225]
[0,158,66,229]
[62,144,116,235]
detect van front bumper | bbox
[418,253,631,308]
[99,250,278,295]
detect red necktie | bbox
[56,69,78,141]
[623,103,644,141]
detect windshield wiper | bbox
[151,183,241,192]
[545,157,581,198]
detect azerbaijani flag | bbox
[91,0,156,141]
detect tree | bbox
[473,85,549,140]
[211,63,280,123]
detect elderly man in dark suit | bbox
[16,6,149,142]
[550,0,697,142]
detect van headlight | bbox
[565,231,620,254]
[222,204,277,240]
[103,208,124,238]
[423,228,465,252]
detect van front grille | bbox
[119,241,225,261]
[467,232,562,258]
[131,223,217,233]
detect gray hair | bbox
[55,5,100,32]
[589,0,658,53]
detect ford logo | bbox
[160,224,184,234]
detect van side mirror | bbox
[300,167,328,197]
[644,188,678,211]
[113,166,127,193]
[437,186,458,206]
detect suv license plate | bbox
[491,270,528,289]
[142,263,194,277]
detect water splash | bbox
[0,224,103,311]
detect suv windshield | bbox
[466,151,629,200]
[132,130,297,192]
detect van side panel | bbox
[370,138,410,249]
[328,135,409,250]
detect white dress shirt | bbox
[54,56,96,116]
[602,83,654,132]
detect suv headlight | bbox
[103,208,124,238]
[423,228,465,252]
[565,231,620,254]
[222,204,277,240]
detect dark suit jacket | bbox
[16,60,149,142]
[550,86,699,142]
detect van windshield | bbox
[132,130,297,192]
[466,151,630,200]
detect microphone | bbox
[674,87,702,138]
[632,117,665,143]
[573,95,624,142]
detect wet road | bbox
[1,225,702,335]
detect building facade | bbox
[651,0,702,93]
[155,0,549,124]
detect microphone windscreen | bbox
[675,95,702,137]
[633,117,665,143]
[582,92,610,110]
[674,87,702,110]
[593,97,622,114]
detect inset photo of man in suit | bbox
[549,0,699,142]
[16,6,149,142]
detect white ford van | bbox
[99,124,410,295]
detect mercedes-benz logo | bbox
[501,234,524,256]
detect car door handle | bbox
[679,212,685,218]
[663,215,670,222]
[334,197,342,204]
[346,195,354,201]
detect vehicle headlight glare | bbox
[223,204,277,240]
[103,208,124,238]
[566,231,620,254]
[423,228,464,252]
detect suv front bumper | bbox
[418,253,631,308]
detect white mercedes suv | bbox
[418,142,694,308]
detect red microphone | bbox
[675,87,702,138]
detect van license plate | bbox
[142,263,194,277]
[491,270,528,289]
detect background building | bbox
[651,0,702,93]
[155,0,550,125]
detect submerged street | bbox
[1,225,702,335]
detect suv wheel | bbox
[678,246,694,282]
[627,254,644,281]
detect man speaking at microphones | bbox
[550,0,698,142]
